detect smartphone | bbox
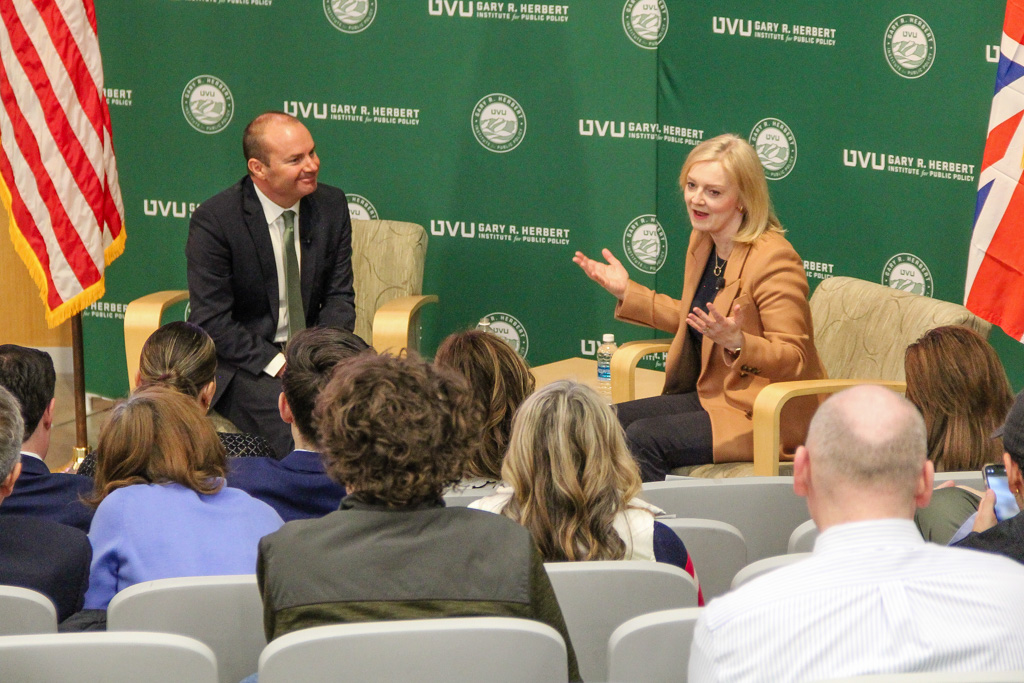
[984,464,1020,522]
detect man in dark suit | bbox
[0,345,93,533]
[186,111,356,457]
[0,384,91,623]
[226,327,368,521]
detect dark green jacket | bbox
[257,495,581,681]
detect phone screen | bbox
[984,465,1020,522]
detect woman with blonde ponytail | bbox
[470,380,703,602]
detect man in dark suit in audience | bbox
[689,386,1024,683]
[186,111,356,458]
[0,384,91,623]
[0,345,93,532]
[227,327,368,521]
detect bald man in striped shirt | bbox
[690,385,1024,683]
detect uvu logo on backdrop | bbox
[472,94,526,153]
[483,313,530,358]
[883,253,933,297]
[347,195,379,221]
[843,148,976,183]
[324,0,376,33]
[181,76,233,134]
[143,199,199,218]
[623,215,667,274]
[622,0,668,48]
[428,1,570,22]
[885,15,935,79]
[579,119,704,146]
[749,118,796,180]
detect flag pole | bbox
[70,313,88,469]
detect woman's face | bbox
[683,160,744,242]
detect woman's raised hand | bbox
[573,248,629,301]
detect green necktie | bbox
[281,210,305,338]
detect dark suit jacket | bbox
[0,514,91,622]
[0,456,94,533]
[226,450,345,522]
[186,176,356,399]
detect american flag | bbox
[967,0,1024,340]
[0,0,124,328]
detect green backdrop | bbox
[83,0,1020,399]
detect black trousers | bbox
[615,391,714,482]
[214,368,293,459]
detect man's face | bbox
[249,119,319,208]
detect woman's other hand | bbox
[573,249,629,301]
[686,302,744,352]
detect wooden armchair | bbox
[124,219,437,389]
[610,276,991,476]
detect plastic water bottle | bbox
[596,333,617,401]
[476,317,492,333]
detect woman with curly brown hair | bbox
[435,329,535,485]
[255,353,580,680]
[83,386,283,609]
[470,380,703,604]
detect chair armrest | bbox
[611,340,671,404]
[124,290,190,390]
[752,379,907,476]
[371,295,439,354]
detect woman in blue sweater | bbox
[84,386,283,609]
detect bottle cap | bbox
[602,333,615,343]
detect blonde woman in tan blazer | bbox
[574,134,826,480]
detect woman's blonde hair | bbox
[137,321,217,399]
[500,380,644,561]
[435,330,535,480]
[89,385,226,506]
[905,325,1013,472]
[678,133,784,243]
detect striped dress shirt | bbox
[689,518,1024,683]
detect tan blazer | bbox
[615,230,826,463]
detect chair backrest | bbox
[788,518,819,554]
[258,617,567,683]
[107,574,264,683]
[659,518,747,601]
[731,553,812,589]
[641,478,810,561]
[350,219,427,347]
[0,631,218,683]
[820,672,1024,682]
[545,560,698,683]
[607,607,703,683]
[0,586,57,635]
[809,276,990,381]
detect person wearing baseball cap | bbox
[953,390,1024,563]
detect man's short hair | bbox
[0,345,56,439]
[0,385,24,480]
[806,386,926,498]
[242,111,301,166]
[282,327,371,445]
[314,353,481,507]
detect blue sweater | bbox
[84,482,283,609]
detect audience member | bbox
[84,386,282,609]
[77,321,275,477]
[470,380,702,603]
[226,327,368,520]
[689,386,1024,683]
[256,354,579,681]
[954,389,1024,563]
[0,385,91,623]
[435,329,535,488]
[0,345,93,532]
[905,326,1013,543]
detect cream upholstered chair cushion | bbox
[350,219,428,348]
[810,276,990,382]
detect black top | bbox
[954,512,1024,565]
[77,430,275,478]
[686,246,727,352]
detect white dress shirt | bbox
[252,185,301,377]
[689,518,1024,683]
